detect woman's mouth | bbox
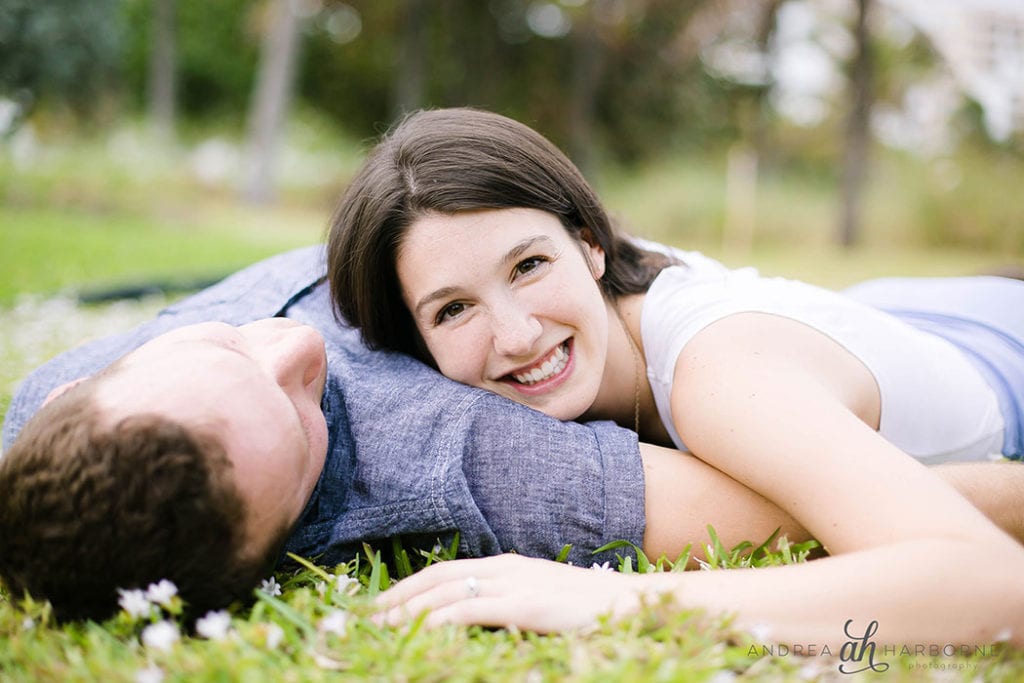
[503,340,573,392]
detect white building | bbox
[882,0,1024,141]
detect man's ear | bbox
[42,378,88,406]
[578,228,606,280]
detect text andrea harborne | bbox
[746,619,1005,675]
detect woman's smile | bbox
[501,339,574,394]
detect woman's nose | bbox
[490,302,542,358]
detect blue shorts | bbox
[844,276,1024,459]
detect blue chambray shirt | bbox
[2,246,645,567]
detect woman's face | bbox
[396,207,610,421]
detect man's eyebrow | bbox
[412,235,556,319]
[182,335,248,359]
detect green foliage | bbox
[0,0,124,116]
[121,0,260,122]
[699,526,820,570]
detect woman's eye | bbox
[514,256,547,277]
[436,302,466,324]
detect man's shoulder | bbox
[159,245,326,321]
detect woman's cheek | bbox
[435,329,486,385]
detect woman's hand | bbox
[374,554,659,632]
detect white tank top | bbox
[640,261,1004,462]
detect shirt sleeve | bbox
[451,391,646,566]
[285,341,647,569]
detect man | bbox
[2,246,1020,621]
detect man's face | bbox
[93,319,329,560]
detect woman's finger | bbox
[376,554,533,608]
[376,574,497,626]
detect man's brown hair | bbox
[0,380,280,621]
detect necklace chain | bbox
[615,309,642,436]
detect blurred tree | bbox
[148,0,178,141]
[392,0,428,118]
[300,2,392,134]
[839,0,874,247]
[751,0,782,168]
[242,0,308,204]
[122,0,259,123]
[300,0,723,165]
[566,2,606,178]
[593,0,717,163]
[0,0,123,127]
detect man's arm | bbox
[931,461,1024,544]
[640,443,1023,562]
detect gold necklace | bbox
[615,308,642,436]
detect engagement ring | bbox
[465,576,480,599]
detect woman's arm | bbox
[659,312,1024,645]
[377,313,1024,646]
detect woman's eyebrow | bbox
[503,235,553,265]
[414,286,459,318]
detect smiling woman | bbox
[396,208,614,423]
[327,107,1024,648]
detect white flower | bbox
[336,575,360,593]
[134,664,165,683]
[318,610,349,637]
[195,610,232,641]
[265,622,285,650]
[260,577,282,597]
[21,617,35,630]
[748,622,773,643]
[145,579,178,607]
[118,588,153,619]
[590,561,613,572]
[141,620,180,652]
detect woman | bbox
[328,108,1024,647]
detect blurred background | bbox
[1,0,1023,413]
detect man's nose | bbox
[490,300,542,358]
[255,325,325,390]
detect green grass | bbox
[0,204,323,306]
[8,533,1019,682]
[2,124,1023,681]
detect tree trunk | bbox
[567,10,605,179]
[839,0,873,248]
[392,0,428,120]
[752,0,781,169]
[242,0,304,205]
[147,0,176,141]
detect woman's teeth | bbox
[513,343,569,385]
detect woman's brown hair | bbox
[328,107,673,359]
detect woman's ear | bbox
[578,228,606,280]
[42,377,88,406]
